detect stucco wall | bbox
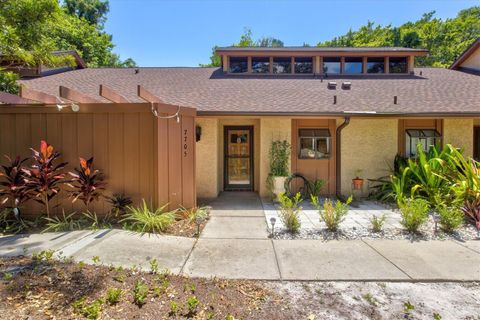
[340,119,398,196]
[460,47,480,71]
[443,118,474,157]
[259,118,292,197]
[195,118,219,199]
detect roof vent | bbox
[342,82,351,90]
[328,81,337,89]
[134,68,139,74]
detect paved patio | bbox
[1,193,479,281]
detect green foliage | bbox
[67,157,106,211]
[2,272,13,281]
[186,296,200,314]
[437,206,464,232]
[42,211,82,232]
[121,200,176,234]
[0,0,134,68]
[399,198,430,232]
[0,70,20,94]
[369,154,408,202]
[107,193,132,217]
[317,8,480,67]
[149,258,158,274]
[306,179,327,197]
[277,192,302,233]
[169,300,178,315]
[73,296,104,320]
[133,280,148,306]
[179,206,209,224]
[105,288,122,305]
[0,209,30,234]
[370,214,386,233]
[82,211,112,230]
[63,0,110,26]
[269,140,291,177]
[201,28,283,67]
[312,196,352,232]
[32,249,55,264]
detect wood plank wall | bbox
[0,103,196,217]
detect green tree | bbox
[0,69,20,94]
[317,7,480,67]
[201,28,284,67]
[63,0,110,26]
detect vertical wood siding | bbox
[0,104,196,216]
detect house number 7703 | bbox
[183,129,188,157]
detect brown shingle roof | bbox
[18,67,480,115]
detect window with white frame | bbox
[298,129,331,159]
[405,129,441,157]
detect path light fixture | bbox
[195,215,205,237]
[270,217,276,237]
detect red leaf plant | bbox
[462,199,480,231]
[23,141,67,217]
[67,157,106,212]
[0,156,32,218]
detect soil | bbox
[2,257,479,320]
[0,256,289,320]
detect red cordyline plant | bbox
[68,157,106,211]
[23,141,67,217]
[0,156,31,218]
[462,199,480,231]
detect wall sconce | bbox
[196,125,202,142]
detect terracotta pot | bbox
[352,178,364,190]
[272,176,287,201]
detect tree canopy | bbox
[202,7,480,68]
[200,28,284,67]
[317,7,480,67]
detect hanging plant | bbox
[68,157,106,212]
[23,141,67,217]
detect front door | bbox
[224,126,253,190]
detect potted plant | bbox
[352,169,364,190]
[268,140,291,201]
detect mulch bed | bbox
[0,256,293,320]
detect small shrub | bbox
[92,256,101,264]
[306,179,326,197]
[312,196,352,232]
[82,211,112,230]
[106,288,122,305]
[150,258,159,274]
[437,206,464,232]
[370,214,386,233]
[269,140,291,177]
[2,272,13,281]
[23,140,67,217]
[399,198,429,232]
[462,199,480,230]
[67,157,106,211]
[179,206,210,224]
[73,297,104,320]
[121,200,176,234]
[277,192,302,233]
[133,280,149,306]
[169,300,178,316]
[0,156,31,215]
[42,211,82,232]
[186,295,200,314]
[107,193,133,217]
[32,249,55,264]
[0,208,30,234]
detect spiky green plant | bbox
[277,192,302,233]
[121,200,176,234]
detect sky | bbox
[104,0,479,67]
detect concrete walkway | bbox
[1,192,479,281]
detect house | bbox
[450,37,480,75]
[1,44,480,212]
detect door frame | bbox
[224,125,254,191]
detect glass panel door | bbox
[224,127,253,190]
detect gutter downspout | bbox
[336,117,350,198]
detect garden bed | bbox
[1,256,478,319]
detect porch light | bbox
[270,217,276,237]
